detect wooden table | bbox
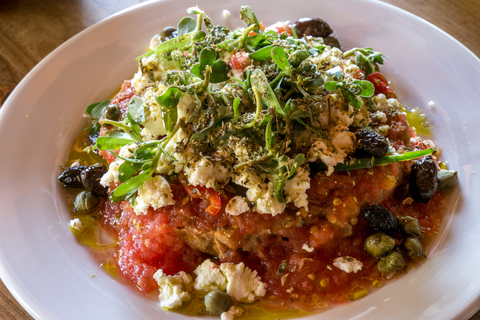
[0,0,479,319]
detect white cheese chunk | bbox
[68,218,84,233]
[220,262,267,303]
[284,166,310,211]
[133,175,175,215]
[192,259,266,303]
[221,306,243,320]
[193,259,227,292]
[153,269,192,310]
[302,243,314,252]
[185,158,230,188]
[225,196,250,216]
[332,256,363,274]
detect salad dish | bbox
[57,6,457,319]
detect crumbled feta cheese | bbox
[155,127,191,175]
[100,160,121,187]
[307,126,356,175]
[333,256,363,273]
[387,98,402,110]
[371,110,388,123]
[177,93,195,122]
[193,259,227,292]
[220,262,267,303]
[192,260,266,304]
[374,94,389,112]
[133,175,175,215]
[69,218,84,233]
[284,166,310,211]
[225,196,250,216]
[185,158,230,188]
[153,269,193,309]
[100,144,137,188]
[221,306,243,320]
[233,169,285,215]
[302,243,314,252]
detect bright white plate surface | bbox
[0,0,479,319]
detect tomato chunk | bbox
[179,176,221,216]
[367,72,394,98]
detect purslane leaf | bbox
[96,136,133,150]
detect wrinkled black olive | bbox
[58,165,87,188]
[409,155,438,203]
[294,17,333,38]
[159,26,178,42]
[363,205,398,234]
[80,164,108,197]
[323,36,341,49]
[102,104,121,121]
[356,128,389,157]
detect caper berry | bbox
[80,164,108,197]
[403,237,424,258]
[204,290,232,315]
[74,191,99,212]
[364,233,395,258]
[437,169,458,191]
[409,155,438,203]
[355,128,389,157]
[377,251,405,274]
[362,205,398,234]
[102,104,121,121]
[58,165,87,188]
[396,215,421,237]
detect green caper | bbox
[437,170,458,191]
[364,233,395,258]
[102,104,121,121]
[377,251,405,274]
[403,237,424,258]
[74,191,99,212]
[204,290,232,315]
[396,215,422,237]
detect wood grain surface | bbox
[0,0,479,319]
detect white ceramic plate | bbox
[1,0,479,319]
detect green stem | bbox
[310,148,434,172]
[244,85,263,128]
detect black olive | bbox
[355,128,389,157]
[80,164,108,197]
[409,155,438,203]
[323,36,341,49]
[362,205,398,234]
[102,104,121,121]
[58,165,87,188]
[294,17,333,38]
[159,26,178,42]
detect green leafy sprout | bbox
[85,6,418,204]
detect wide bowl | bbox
[0,0,479,319]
